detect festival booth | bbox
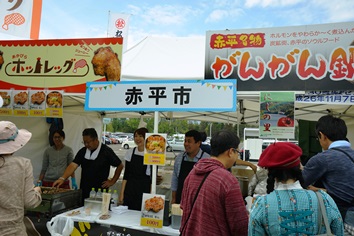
[77,21,354,235]
[120,23,354,142]
[203,21,354,161]
[1,21,354,235]
[0,38,126,186]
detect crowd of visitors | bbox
[2,113,353,235]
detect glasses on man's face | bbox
[232,148,241,155]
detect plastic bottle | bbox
[89,188,96,199]
[96,188,102,200]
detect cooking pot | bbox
[236,176,249,198]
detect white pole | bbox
[103,123,106,144]
[106,11,110,37]
[209,123,212,137]
[151,111,159,194]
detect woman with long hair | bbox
[248,142,344,235]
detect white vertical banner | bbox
[108,12,130,53]
[0,0,42,39]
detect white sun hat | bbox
[0,121,32,155]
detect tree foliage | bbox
[104,117,298,141]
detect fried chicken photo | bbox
[145,196,164,213]
[91,46,121,81]
[31,91,45,105]
[14,92,28,105]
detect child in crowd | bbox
[248,166,268,197]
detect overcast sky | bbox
[0,0,354,49]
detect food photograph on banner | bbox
[45,90,64,117]
[13,90,29,116]
[29,90,46,116]
[0,89,13,115]
[0,89,64,118]
[0,37,123,93]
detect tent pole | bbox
[237,100,240,142]
[151,111,159,194]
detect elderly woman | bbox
[0,121,42,235]
[248,142,344,235]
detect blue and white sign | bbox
[85,80,237,112]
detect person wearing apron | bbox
[119,128,151,210]
[176,152,204,204]
[171,130,210,204]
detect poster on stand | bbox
[140,193,165,228]
[259,92,295,139]
[144,133,167,166]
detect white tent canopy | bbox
[122,36,206,80]
[119,36,354,130]
[1,35,354,185]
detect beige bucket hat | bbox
[0,121,32,155]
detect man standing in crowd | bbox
[302,115,354,219]
[171,130,210,204]
[199,131,211,154]
[53,128,124,205]
[180,130,248,236]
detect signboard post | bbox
[102,118,111,144]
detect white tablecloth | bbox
[58,207,179,236]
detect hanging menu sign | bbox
[0,89,63,118]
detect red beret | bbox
[258,142,302,169]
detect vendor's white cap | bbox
[0,121,32,154]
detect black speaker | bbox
[163,200,170,226]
